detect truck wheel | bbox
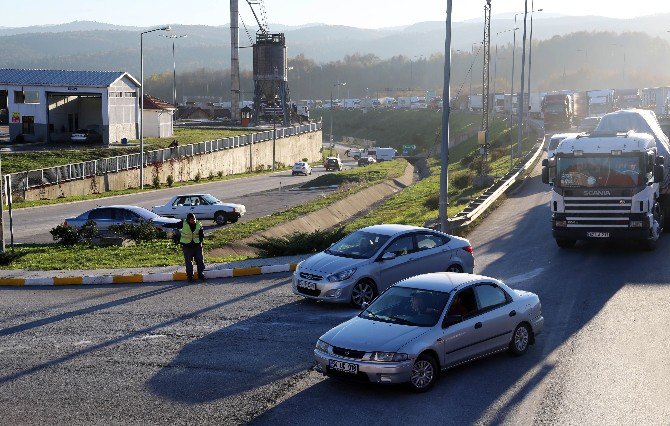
[214,212,227,226]
[555,238,576,249]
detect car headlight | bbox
[327,268,357,282]
[315,339,330,353]
[234,206,244,213]
[370,352,409,362]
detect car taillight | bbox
[462,245,473,254]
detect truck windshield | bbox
[589,103,609,115]
[557,156,647,188]
[544,104,565,114]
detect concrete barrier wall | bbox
[20,130,322,201]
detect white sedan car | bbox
[152,194,246,225]
[292,162,312,176]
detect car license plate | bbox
[587,232,610,238]
[297,280,316,291]
[329,360,358,374]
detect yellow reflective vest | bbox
[180,221,202,244]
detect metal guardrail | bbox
[6,122,322,192]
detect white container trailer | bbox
[469,94,483,111]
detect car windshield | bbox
[201,194,221,204]
[557,156,647,188]
[359,286,451,327]
[544,104,565,114]
[327,158,338,164]
[325,231,390,259]
[294,162,305,166]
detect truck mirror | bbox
[656,155,665,166]
[654,164,665,183]
[542,165,550,185]
[542,159,548,167]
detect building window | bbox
[22,116,35,135]
[14,90,39,104]
[109,92,123,98]
[123,92,137,98]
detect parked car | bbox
[71,128,102,143]
[313,272,543,392]
[358,156,377,166]
[292,161,312,176]
[152,194,246,226]
[293,224,474,308]
[324,157,343,171]
[64,205,180,234]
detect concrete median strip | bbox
[0,263,299,287]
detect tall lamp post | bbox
[516,2,529,158]
[160,34,187,109]
[330,81,346,156]
[525,4,544,144]
[439,0,453,232]
[140,25,171,189]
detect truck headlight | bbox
[630,221,644,228]
[370,352,409,362]
[315,340,330,353]
[555,220,567,227]
[327,268,357,282]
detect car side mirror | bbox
[442,315,463,328]
[381,252,396,261]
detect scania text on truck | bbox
[542,109,670,250]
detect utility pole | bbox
[0,154,5,253]
[526,2,542,147]
[230,0,241,123]
[440,0,452,232]
[480,0,492,177]
[517,1,529,158]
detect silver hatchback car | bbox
[314,272,544,392]
[293,224,474,308]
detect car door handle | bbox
[509,310,517,317]
[474,322,482,329]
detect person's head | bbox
[411,292,430,314]
[629,162,638,170]
[187,213,196,223]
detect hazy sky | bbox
[4,0,670,29]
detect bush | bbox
[451,170,475,189]
[249,227,347,257]
[109,220,168,243]
[209,171,215,179]
[302,157,309,162]
[152,176,161,189]
[194,172,201,182]
[0,251,26,266]
[50,224,80,245]
[217,171,223,178]
[78,220,99,243]
[166,175,174,187]
[424,193,439,210]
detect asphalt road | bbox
[1,161,668,424]
[8,159,356,244]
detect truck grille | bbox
[563,197,632,228]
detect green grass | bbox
[0,160,407,270]
[315,110,481,152]
[302,160,405,188]
[2,127,252,174]
[345,124,540,231]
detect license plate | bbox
[329,359,359,374]
[587,232,610,238]
[297,280,316,291]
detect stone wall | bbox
[18,130,322,201]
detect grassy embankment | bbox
[1,160,407,270]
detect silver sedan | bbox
[293,224,474,308]
[313,272,544,392]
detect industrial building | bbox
[0,68,140,144]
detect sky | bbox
[3,0,670,29]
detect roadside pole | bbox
[4,175,12,249]
[439,0,452,232]
[0,156,5,252]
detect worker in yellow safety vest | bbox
[179,213,206,283]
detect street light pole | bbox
[140,25,170,190]
[526,5,543,145]
[330,81,346,156]
[516,1,528,157]
[440,0,452,232]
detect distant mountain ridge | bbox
[2,15,670,77]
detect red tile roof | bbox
[143,94,175,110]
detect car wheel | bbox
[350,280,377,308]
[446,264,463,273]
[309,171,312,175]
[509,323,531,356]
[214,212,227,226]
[555,238,576,249]
[227,214,239,224]
[409,353,439,392]
[292,172,296,176]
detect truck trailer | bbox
[542,109,670,250]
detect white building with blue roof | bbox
[0,68,140,144]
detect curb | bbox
[0,263,299,287]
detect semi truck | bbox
[614,89,642,109]
[542,109,670,250]
[587,89,615,117]
[542,93,574,131]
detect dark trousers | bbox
[182,244,205,279]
